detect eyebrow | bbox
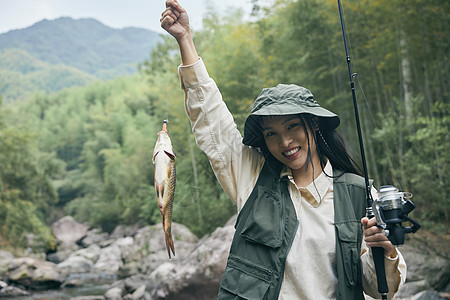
[262,116,301,131]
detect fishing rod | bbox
[336,0,388,298]
[336,0,420,299]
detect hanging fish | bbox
[153,120,176,259]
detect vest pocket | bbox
[335,221,361,287]
[239,186,283,248]
[218,256,272,300]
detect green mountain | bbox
[0,17,162,103]
[0,49,97,102]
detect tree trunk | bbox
[187,122,203,227]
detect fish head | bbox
[153,130,176,163]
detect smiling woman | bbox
[160,0,407,299]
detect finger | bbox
[364,224,383,237]
[365,231,388,243]
[361,217,369,230]
[366,217,378,227]
[160,15,175,28]
[366,239,392,250]
[166,0,185,13]
[161,9,178,22]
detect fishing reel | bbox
[372,185,421,246]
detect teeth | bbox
[284,147,299,156]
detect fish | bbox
[153,120,176,259]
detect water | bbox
[5,273,117,300]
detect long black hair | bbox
[257,113,362,178]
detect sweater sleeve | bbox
[178,58,263,209]
[361,244,407,299]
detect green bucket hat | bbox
[243,84,340,147]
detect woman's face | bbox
[262,115,318,174]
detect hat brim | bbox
[242,109,340,148]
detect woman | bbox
[160,1,406,299]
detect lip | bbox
[283,147,300,159]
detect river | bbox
[5,273,117,300]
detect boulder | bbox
[104,286,123,300]
[46,245,79,264]
[80,228,109,248]
[94,244,123,274]
[128,285,148,300]
[110,224,141,240]
[52,216,89,245]
[71,244,102,263]
[0,284,30,297]
[395,244,450,298]
[7,257,66,290]
[410,290,447,300]
[58,255,94,273]
[148,221,235,300]
[0,250,14,277]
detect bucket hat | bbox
[243,84,340,147]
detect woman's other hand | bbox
[362,217,397,258]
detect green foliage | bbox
[1,0,448,251]
[0,49,96,103]
[0,126,63,251]
[374,100,449,221]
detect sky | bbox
[0,0,255,34]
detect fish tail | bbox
[165,228,175,259]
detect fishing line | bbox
[355,77,402,189]
[340,0,402,190]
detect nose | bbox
[280,133,293,148]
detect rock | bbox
[47,246,79,264]
[7,257,66,290]
[104,286,123,300]
[397,244,450,298]
[410,290,447,300]
[123,274,150,294]
[71,244,102,263]
[58,255,94,273]
[118,262,140,278]
[52,216,89,245]
[396,279,431,299]
[110,224,141,239]
[148,221,235,300]
[71,296,105,300]
[131,222,199,275]
[0,285,30,297]
[0,250,14,276]
[94,244,123,274]
[80,228,109,248]
[129,285,148,300]
[62,277,85,288]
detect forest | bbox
[0,0,448,252]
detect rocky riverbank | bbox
[0,215,449,299]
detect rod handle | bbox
[372,246,389,297]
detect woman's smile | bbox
[283,146,300,158]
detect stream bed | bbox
[5,273,117,300]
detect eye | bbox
[287,122,300,130]
[264,131,276,138]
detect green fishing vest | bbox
[217,163,369,300]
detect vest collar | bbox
[281,160,333,205]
